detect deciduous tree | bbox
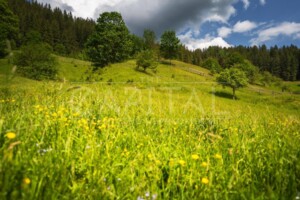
[160,30,180,62]
[217,68,248,99]
[136,50,158,72]
[14,43,57,80]
[85,12,132,68]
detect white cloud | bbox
[233,20,257,33]
[259,0,266,5]
[179,32,232,50]
[36,0,239,50]
[218,27,232,38]
[250,22,300,45]
[217,20,257,38]
[36,0,237,36]
[241,0,250,9]
[36,0,102,19]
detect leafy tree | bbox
[160,30,180,62]
[232,60,259,84]
[202,57,222,75]
[14,43,57,80]
[143,29,156,50]
[222,52,245,68]
[129,34,144,57]
[217,68,248,99]
[23,30,42,45]
[136,50,158,72]
[85,12,132,68]
[0,0,18,57]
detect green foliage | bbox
[259,71,282,87]
[0,73,299,199]
[0,0,18,57]
[222,52,245,68]
[23,30,42,45]
[13,43,57,80]
[143,29,156,50]
[8,0,95,56]
[136,50,158,72]
[201,57,222,75]
[217,68,248,99]
[232,60,259,84]
[129,34,144,57]
[85,12,132,68]
[54,43,67,56]
[160,30,180,60]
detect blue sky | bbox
[37,0,300,49]
[216,0,300,47]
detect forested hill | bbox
[7,0,95,55]
[178,45,300,81]
[4,0,300,81]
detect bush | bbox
[13,43,57,80]
[201,57,222,75]
[136,50,158,72]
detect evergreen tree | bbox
[8,0,95,56]
[269,45,281,76]
[0,0,18,57]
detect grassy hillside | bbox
[0,56,300,199]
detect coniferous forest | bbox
[3,0,300,81]
[7,0,95,56]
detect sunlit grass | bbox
[0,57,300,199]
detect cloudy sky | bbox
[36,0,300,50]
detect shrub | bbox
[13,43,57,80]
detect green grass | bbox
[0,57,300,199]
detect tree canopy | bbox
[14,43,57,80]
[143,29,156,50]
[85,12,132,68]
[136,50,158,72]
[217,68,248,99]
[160,30,180,61]
[202,57,222,75]
[0,0,18,57]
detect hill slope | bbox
[0,56,300,199]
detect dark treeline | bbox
[7,0,95,56]
[4,0,300,81]
[178,44,300,81]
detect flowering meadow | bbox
[1,59,300,199]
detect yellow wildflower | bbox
[147,154,153,159]
[214,153,222,159]
[201,177,209,184]
[191,154,199,160]
[23,178,31,184]
[73,112,80,117]
[201,162,208,167]
[169,158,175,167]
[155,160,162,166]
[5,132,16,139]
[99,124,106,129]
[178,160,186,166]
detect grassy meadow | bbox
[0,56,300,199]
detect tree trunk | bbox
[232,87,236,100]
